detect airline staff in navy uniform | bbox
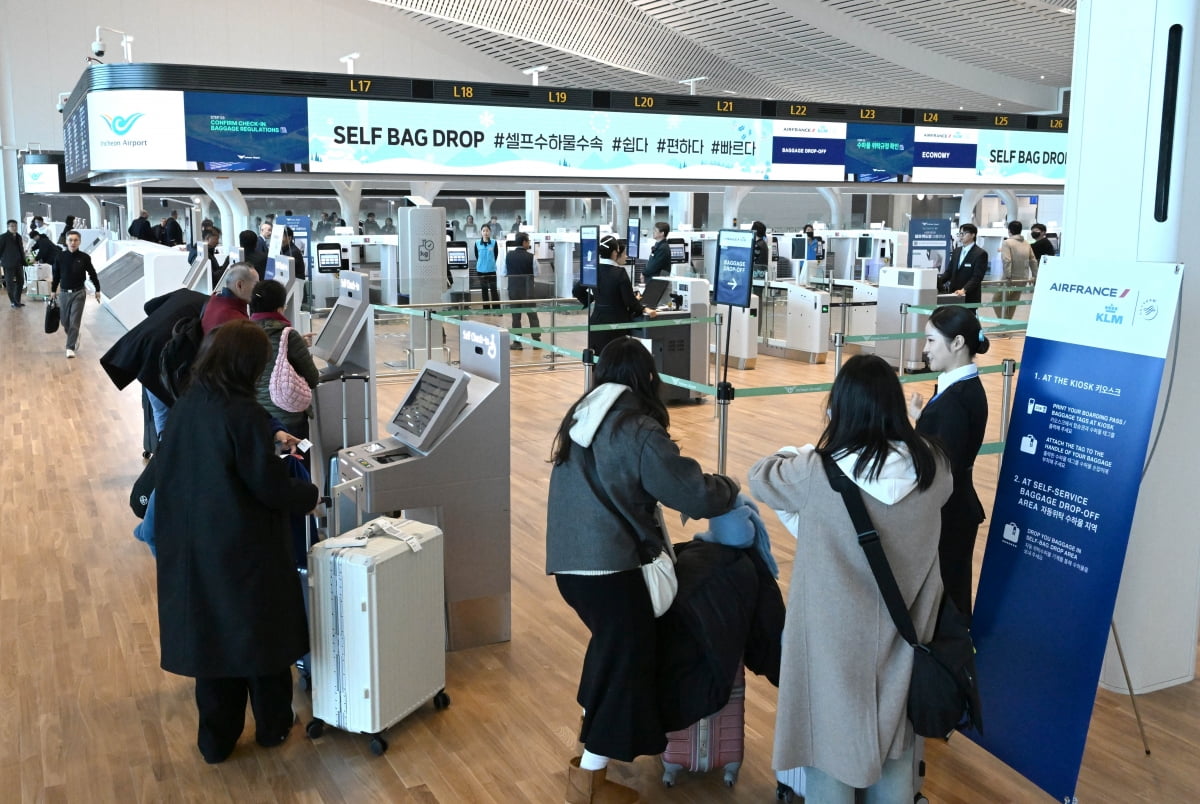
[573,235,656,355]
[908,305,989,621]
[505,232,541,350]
[938,223,989,307]
[642,221,671,280]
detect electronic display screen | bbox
[668,239,688,263]
[638,278,671,310]
[627,218,640,261]
[21,163,60,193]
[392,368,456,438]
[316,243,342,272]
[791,237,807,260]
[314,302,355,354]
[579,225,599,287]
[98,251,145,298]
[447,243,468,266]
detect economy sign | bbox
[968,259,1183,801]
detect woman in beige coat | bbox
[750,354,951,803]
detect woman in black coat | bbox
[909,305,990,622]
[574,235,655,355]
[153,320,319,764]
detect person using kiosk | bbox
[574,235,656,355]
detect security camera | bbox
[56,100,65,113]
[91,40,105,57]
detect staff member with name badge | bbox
[51,230,101,358]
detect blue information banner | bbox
[844,123,915,182]
[968,260,1183,801]
[627,218,641,262]
[579,226,599,287]
[715,229,754,308]
[184,92,309,170]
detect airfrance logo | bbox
[463,328,497,360]
[1049,283,1130,298]
[101,112,144,136]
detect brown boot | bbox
[565,757,641,803]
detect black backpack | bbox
[157,313,205,406]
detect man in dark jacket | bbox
[505,232,540,350]
[51,230,101,357]
[129,210,156,242]
[162,211,185,247]
[1,219,26,308]
[100,287,208,433]
[939,223,990,306]
[240,230,268,276]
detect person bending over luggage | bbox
[749,354,951,803]
[249,279,319,438]
[546,337,740,804]
[152,320,318,764]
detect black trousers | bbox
[508,275,541,337]
[478,273,499,308]
[193,669,294,763]
[939,523,980,625]
[556,570,666,761]
[3,265,22,305]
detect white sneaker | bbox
[66,349,76,358]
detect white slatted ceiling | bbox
[366,0,1075,113]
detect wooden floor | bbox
[3,297,1198,803]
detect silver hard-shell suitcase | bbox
[305,517,449,755]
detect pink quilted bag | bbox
[268,327,312,413]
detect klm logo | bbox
[101,113,144,136]
[1096,304,1123,324]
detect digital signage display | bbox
[184,91,309,170]
[579,225,599,287]
[843,123,915,182]
[21,163,60,193]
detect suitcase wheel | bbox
[723,761,741,787]
[433,690,451,710]
[369,734,388,756]
[776,782,796,802]
[305,719,325,739]
[661,761,682,787]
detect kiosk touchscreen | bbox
[310,295,368,364]
[358,363,469,461]
[316,242,344,273]
[638,277,672,310]
[668,238,689,264]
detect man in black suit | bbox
[938,223,989,306]
[1029,223,1056,283]
[505,232,541,350]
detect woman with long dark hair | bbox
[908,304,990,620]
[152,320,318,764]
[547,337,739,803]
[750,354,950,802]
[574,235,656,355]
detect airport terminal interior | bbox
[2,1,1199,803]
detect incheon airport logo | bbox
[98,111,149,148]
[101,112,144,136]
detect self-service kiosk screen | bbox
[668,239,688,263]
[447,243,468,266]
[316,244,342,273]
[627,219,640,261]
[638,278,671,310]
[390,364,470,453]
[312,302,355,360]
[184,254,210,289]
[791,237,807,260]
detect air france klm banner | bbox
[968,259,1183,802]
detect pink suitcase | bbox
[661,664,745,787]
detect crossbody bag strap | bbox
[578,443,670,562]
[819,453,920,646]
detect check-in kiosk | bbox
[447,240,470,303]
[333,321,511,650]
[270,254,306,333]
[310,270,376,493]
[95,241,173,330]
[877,267,938,372]
[183,252,214,295]
[638,276,710,402]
